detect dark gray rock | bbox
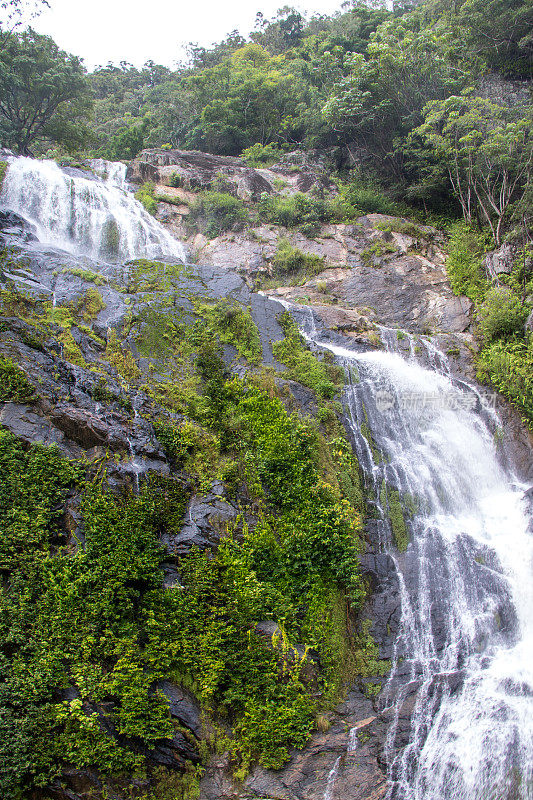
[157,681,202,738]
[163,491,238,556]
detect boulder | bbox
[162,490,238,556]
[484,244,514,277]
[157,681,202,738]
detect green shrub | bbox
[193,299,262,365]
[336,179,405,218]
[188,191,249,238]
[271,239,326,278]
[272,312,343,399]
[135,182,158,216]
[477,287,529,344]
[446,222,487,301]
[258,192,334,236]
[0,357,35,402]
[477,338,533,426]
[242,142,283,167]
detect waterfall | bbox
[296,307,533,800]
[0,156,184,263]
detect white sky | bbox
[30,0,346,71]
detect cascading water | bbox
[0,156,184,262]
[294,306,533,800]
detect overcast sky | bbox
[31,0,346,71]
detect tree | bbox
[0,0,48,46]
[458,0,533,78]
[416,95,533,244]
[322,17,473,176]
[0,29,92,154]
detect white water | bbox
[0,157,184,263]
[324,755,341,800]
[295,308,533,800]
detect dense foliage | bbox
[0,28,92,154]
[445,224,533,424]
[0,309,380,796]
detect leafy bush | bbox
[336,179,405,218]
[135,181,158,215]
[477,338,533,426]
[272,312,344,398]
[477,287,529,344]
[193,299,262,365]
[446,222,487,301]
[271,239,326,278]
[242,142,284,166]
[0,357,35,402]
[188,191,249,238]
[258,192,334,236]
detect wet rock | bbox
[148,730,201,767]
[49,405,111,448]
[163,491,238,556]
[157,681,202,738]
[0,402,83,456]
[48,768,103,800]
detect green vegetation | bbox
[264,239,326,287]
[273,311,344,398]
[187,191,249,238]
[0,351,381,795]
[242,142,284,166]
[258,192,336,237]
[193,299,262,365]
[0,160,7,190]
[443,223,487,301]
[135,182,158,216]
[0,356,35,402]
[445,227,533,426]
[0,28,92,155]
[61,266,107,286]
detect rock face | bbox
[127,148,274,201]
[484,243,514,277]
[2,153,532,800]
[200,689,388,800]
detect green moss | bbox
[105,328,141,385]
[61,267,107,286]
[380,481,411,552]
[0,357,35,402]
[388,489,409,552]
[100,218,121,259]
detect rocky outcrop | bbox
[182,214,471,335]
[127,148,274,201]
[199,689,388,800]
[484,243,514,277]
